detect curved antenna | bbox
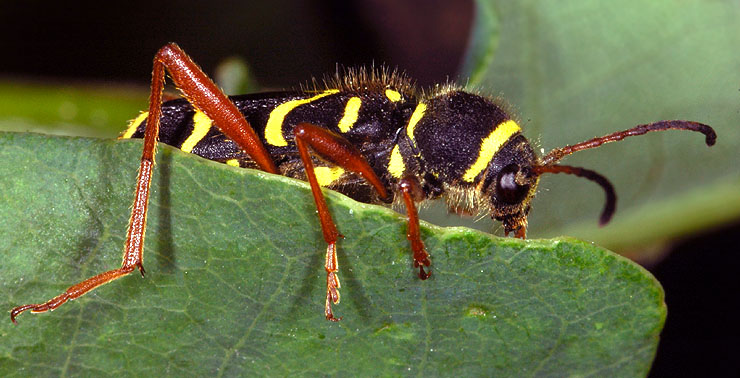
[541,121,716,166]
[533,164,616,226]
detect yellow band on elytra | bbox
[265,90,339,146]
[337,97,362,133]
[180,110,213,153]
[121,111,149,139]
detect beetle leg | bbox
[398,177,431,279]
[293,123,391,321]
[11,43,276,324]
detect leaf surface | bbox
[0,133,664,376]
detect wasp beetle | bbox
[10,43,716,322]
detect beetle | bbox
[10,43,716,322]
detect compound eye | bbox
[496,164,530,204]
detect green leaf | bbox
[0,81,147,137]
[1,133,664,375]
[460,0,740,253]
[459,0,500,86]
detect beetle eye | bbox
[496,164,530,204]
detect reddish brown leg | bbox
[11,43,276,324]
[398,178,431,279]
[293,123,390,321]
[513,227,527,239]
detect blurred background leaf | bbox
[0,81,145,137]
[456,0,740,257]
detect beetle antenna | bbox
[541,121,716,166]
[533,164,616,226]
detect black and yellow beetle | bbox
[10,43,716,322]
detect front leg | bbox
[398,177,431,279]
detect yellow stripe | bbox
[315,166,345,187]
[462,120,521,182]
[265,89,339,146]
[180,110,213,153]
[385,89,401,102]
[387,145,405,178]
[225,159,240,167]
[406,103,426,141]
[337,97,361,133]
[121,111,148,139]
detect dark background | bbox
[0,1,470,88]
[1,1,737,376]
